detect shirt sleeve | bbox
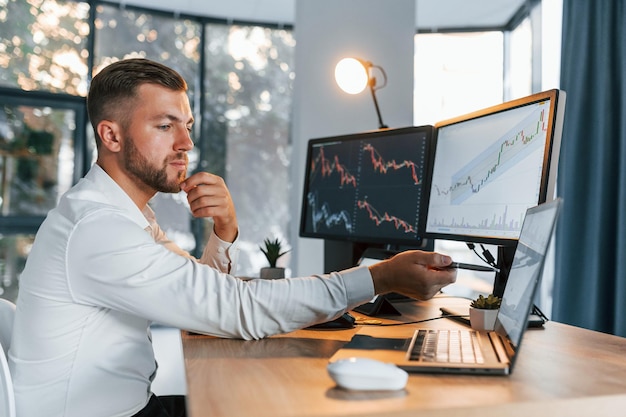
[66,209,375,340]
[145,207,239,274]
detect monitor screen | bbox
[424,89,566,246]
[299,126,433,246]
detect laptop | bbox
[329,198,562,375]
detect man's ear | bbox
[97,120,122,153]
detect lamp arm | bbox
[369,83,388,129]
[371,65,388,90]
[353,59,389,129]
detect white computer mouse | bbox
[327,357,409,391]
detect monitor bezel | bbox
[423,89,566,247]
[298,125,434,247]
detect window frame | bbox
[0,86,87,233]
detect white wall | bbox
[290,0,417,276]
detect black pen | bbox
[448,262,500,273]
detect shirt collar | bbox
[84,164,152,231]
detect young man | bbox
[9,58,456,417]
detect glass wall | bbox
[0,101,76,216]
[202,25,295,273]
[0,0,90,94]
[0,0,90,303]
[0,0,295,300]
[0,92,81,302]
[507,17,533,100]
[414,32,504,126]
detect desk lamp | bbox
[335,57,388,129]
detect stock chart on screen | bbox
[300,126,432,245]
[426,98,553,241]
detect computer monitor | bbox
[299,126,433,248]
[424,89,566,295]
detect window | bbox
[507,17,533,99]
[0,89,84,301]
[0,98,77,217]
[0,234,33,301]
[92,4,202,99]
[414,32,504,126]
[202,24,295,274]
[0,0,90,95]
[0,0,295,295]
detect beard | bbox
[122,135,187,193]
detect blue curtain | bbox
[553,0,626,336]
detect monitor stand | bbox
[323,239,434,274]
[323,240,378,273]
[492,244,517,298]
[321,240,434,320]
[353,295,401,316]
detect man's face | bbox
[121,84,194,193]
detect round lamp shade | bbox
[335,58,368,94]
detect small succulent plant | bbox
[470,294,502,310]
[260,238,290,268]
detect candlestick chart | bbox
[302,129,430,244]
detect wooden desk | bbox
[182,296,626,417]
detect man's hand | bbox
[369,251,457,300]
[180,172,238,243]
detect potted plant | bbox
[259,238,290,279]
[469,294,502,331]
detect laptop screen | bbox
[495,199,561,351]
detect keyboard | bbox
[408,329,485,364]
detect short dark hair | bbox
[87,58,188,144]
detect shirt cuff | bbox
[203,229,241,274]
[338,266,376,308]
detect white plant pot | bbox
[469,307,499,331]
[259,267,285,279]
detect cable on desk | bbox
[434,292,473,300]
[356,314,469,327]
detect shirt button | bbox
[218,247,225,253]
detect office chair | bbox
[0,299,16,417]
[0,298,15,417]
[0,340,15,417]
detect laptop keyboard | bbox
[408,329,485,364]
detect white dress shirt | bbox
[9,164,375,417]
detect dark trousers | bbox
[132,394,187,417]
